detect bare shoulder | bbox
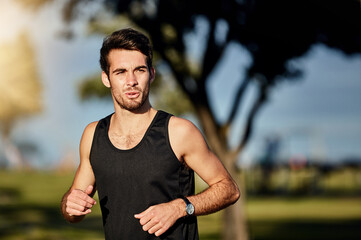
[71,121,98,191]
[168,116,208,160]
[168,115,195,130]
[79,121,99,158]
[83,121,99,137]
[168,116,202,140]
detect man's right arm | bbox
[60,121,98,223]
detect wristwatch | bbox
[180,196,194,216]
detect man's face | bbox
[104,49,154,111]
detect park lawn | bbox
[1,170,361,240]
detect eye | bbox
[114,70,125,75]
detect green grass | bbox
[0,170,104,240]
[1,170,361,240]
[246,196,361,240]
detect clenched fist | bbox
[64,185,96,217]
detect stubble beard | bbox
[113,83,150,112]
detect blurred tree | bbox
[22,0,361,239]
[0,33,43,168]
[14,0,53,10]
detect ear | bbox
[149,67,156,84]
[101,71,111,88]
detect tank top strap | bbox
[151,110,172,129]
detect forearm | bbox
[134,178,239,236]
[187,178,240,216]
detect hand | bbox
[65,185,96,216]
[134,200,184,237]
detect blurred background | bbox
[1,0,361,239]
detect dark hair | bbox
[99,28,153,76]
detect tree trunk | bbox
[221,154,249,240]
[2,137,26,169]
[196,106,249,240]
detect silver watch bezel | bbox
[186,203,195,215]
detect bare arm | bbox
[135,116,240,236]
[170,117,240,215]
[60,121,98,223]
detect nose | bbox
[126,72,138,87]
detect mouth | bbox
[125,91,140,99]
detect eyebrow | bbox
[112,65,148,74]
[134,65,148,71]
[112,68,126,74]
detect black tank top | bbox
[90,111,199,240]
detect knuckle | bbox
[70,189,78,195]
[67,194,74,201]
[156,229,164,237]
[66,207,75,215]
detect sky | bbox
[1,0,361,169]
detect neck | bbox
[111,103,157,135]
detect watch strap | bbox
[179,196,191,206]
[179,195,194,216]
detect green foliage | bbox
[87,14,136,37]
[78,73,110,100]
[150,75,195,116]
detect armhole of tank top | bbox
[165,115,183,167]
[88,120,102,165]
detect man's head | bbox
[100,28,153,77]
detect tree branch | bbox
[223,76,251,133]
[234,83,267,157]
[201,19,227,82]
[159,51,227,154]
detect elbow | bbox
[230,181,241,204]
[233,188,241,204]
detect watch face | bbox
[186,204,194,215]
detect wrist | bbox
[172,198,188,219]
[179,196,195,216]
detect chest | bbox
[91,133,184,196]
[108,131,145,150]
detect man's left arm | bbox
[134,116,240,236]
[171,117,240,216]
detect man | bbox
[61,28,240,240]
